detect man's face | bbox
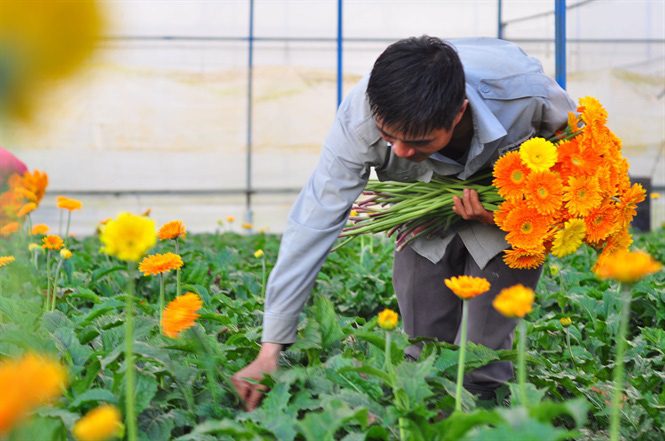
[376,100,468,162]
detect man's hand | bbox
[231,342,282,411]
[452,188,495,225]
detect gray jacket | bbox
[262,38,576,344]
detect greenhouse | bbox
[0,1,663,440]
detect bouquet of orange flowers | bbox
[340,97,645,268]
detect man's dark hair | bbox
[367,36,465,136]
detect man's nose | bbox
[392,142,414,158]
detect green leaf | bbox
[70,388,118,409]
[435,409,504,441]
[297,399,368,441]
[312,295,345,349]
[245,382,297,441]
[175,419,260,440]
[140,409,177,441]
[337,365,391,385]
[528,398,589,428]
[393,355,436,411]
[91,265,127,283]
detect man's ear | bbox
[453,99,469,126]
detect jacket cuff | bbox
[261,312,300,345]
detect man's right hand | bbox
[231,342,282,411]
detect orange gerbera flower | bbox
[503,247,546,270]
[138,252,183,276]
[42,235,64,250]
[503,207,550,250]
[161,292,203,338]
[557,137,602,178]
[524,171,563,215]
[492,151,530,201]
[56,196,82,211]
[602,227,633,255]
[158,220,187,241]
[31,224,49,235]
[444,275,491,300]
[18,170,48,204]
[492,284,535,318]
[578,96,608,127]
[584,203,619,244]
[563,175,602,217]
[16,202,37,217]
[0,222,20,237]
[594,249,661,284]
[493,200,517,231]
[615,183,646,227]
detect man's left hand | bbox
[452,188,495,225]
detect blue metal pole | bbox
[245,0,255,224]
[336,0,343,108]
[497,0,503,39]
[555,0,566,89]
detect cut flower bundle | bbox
[340,97,645,269]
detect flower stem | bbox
[175,239,181,297]
[45,252,51,313]
[518,319,528,407]
[51,258,64,311]
[455,301,469,412]
[609,284,632,441]
[260,257,266,297]
[565,328,577,366]
[65,211,72,242]
[125,262,138,441]
[159,273,165,326]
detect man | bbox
[232,36,575,409]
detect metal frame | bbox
[71,2,662,208]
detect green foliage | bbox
[0,227,663,439]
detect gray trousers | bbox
[393,234,542,398]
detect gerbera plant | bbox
[444,276,491,411]
[493,284,535,406]
[99,212,156,441]
[594,249,661,441]
[158,220,187,296]
[139,252,184,323]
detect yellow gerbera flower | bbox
[551,218,586,258]
[161,293,203,338]
[158,220,187,241]
[594,249,661,284]
[99,212,156,262]
[31,224,49,235]
[241,222,253,230]
[60,249,73,260]
[377,308,399,331]
[138,253,183,276]
[519,138,557,172]
[16,202,37,217]
[444,275,491,300]
[0,256,15,268]
[254,249,264,258]
[56,196,83,211]
[560,317,572,327]
[73,405,123,441]
[42,234,64,251]
[226,215,236,223]
[492,284,535,318]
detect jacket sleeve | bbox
[261,115,370,344]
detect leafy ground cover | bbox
[0,226,663,440]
